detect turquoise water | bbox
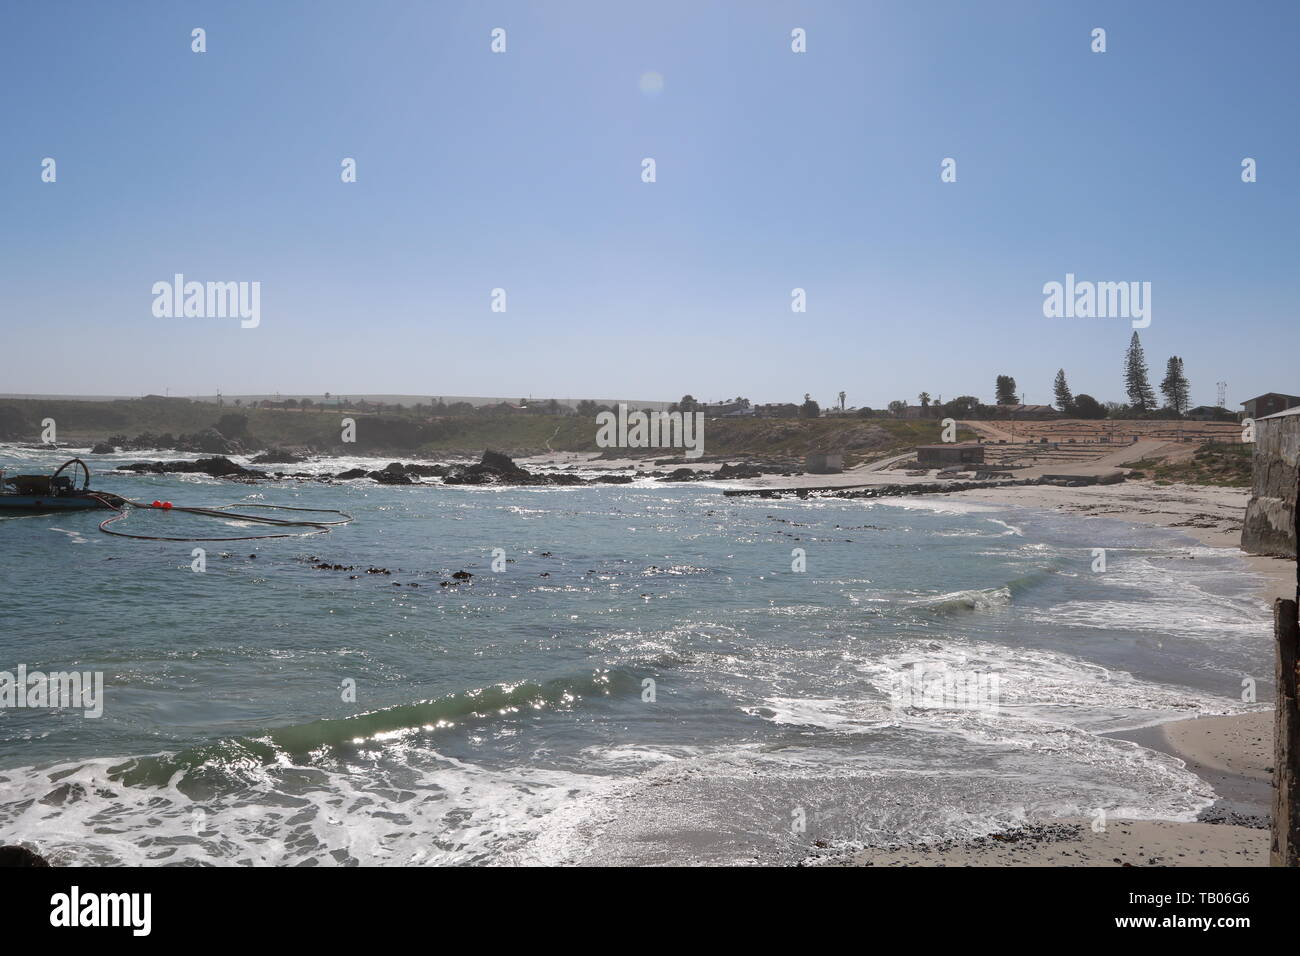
[0,446,1273,865]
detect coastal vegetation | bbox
[1124,442,1253,487]
[0,396,967,463]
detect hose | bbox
[90,495,353,542]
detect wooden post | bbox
[1280,599,1300,866]
[1275,558,1300,867]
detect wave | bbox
[906,567,1058,615]
[107,669,646,788]
[917,585,1013,614]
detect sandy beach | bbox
[843,819,1267,866]
[949,479,1295,604]
[837,477,1285,866]
[600,455,1288,867]
[840,710,1273,867]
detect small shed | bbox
[805,452,844,474]
[917,443,985,467]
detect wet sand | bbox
[840,711,1274,867]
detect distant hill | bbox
[0,395,958,462]
[0,393,673,411]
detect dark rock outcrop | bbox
[117,456,267,479]
[250,447,308,464]
[715,462,765,480]
[443,450,580,486]
[193,427,243,455]
[0,845,50,867]
[656,462,773,482]
[102,425,257,455]
[369,463,413,485]
[331,462,451,482]
[400,463,450,477]
[90,442,116,455]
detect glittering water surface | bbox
[0,446,1272,864]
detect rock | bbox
[250,447,308,464]
[444,449,562,486]
[480,449,528,476]
[368,463,414,484]
[193,427,243,455]
[116,456,266,479]
[715,462,764,480]
[334,462,448,483]
[401,463,449,477]
[90,442,116,455]
[0,845,50,867]
[369,470,413,485]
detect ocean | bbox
[0,445,1273,865]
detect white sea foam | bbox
[0,748,617,867]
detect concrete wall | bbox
[1243,413,1299,558]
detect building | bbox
[805,452,844,474]
[897,404,942,419]
[988,404,1059,420]
[701,400,751,417]
[1242,406,1299,558]
[916,443,985,466]
[1241,393,1300,420]
[753,403,800,418]
[1186,405,1235,421]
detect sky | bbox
[1,0,1296,411]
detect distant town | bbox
[9,333,1284,427]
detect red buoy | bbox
[152,500,162,508]
[162,502,173,510]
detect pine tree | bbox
[1124,332,1157,413]
[995,375,1018,405]
[1160,356,1190,416]
[1053,369,1074,413]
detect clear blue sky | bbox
[2,0,1296,410]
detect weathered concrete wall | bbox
[1242,414,1299,558]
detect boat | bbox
[0,458,125,511]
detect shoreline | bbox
[835,711,1274,867]
[944,478,1294,604]
[830,478,1286,867]
[9,447,1290,866]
